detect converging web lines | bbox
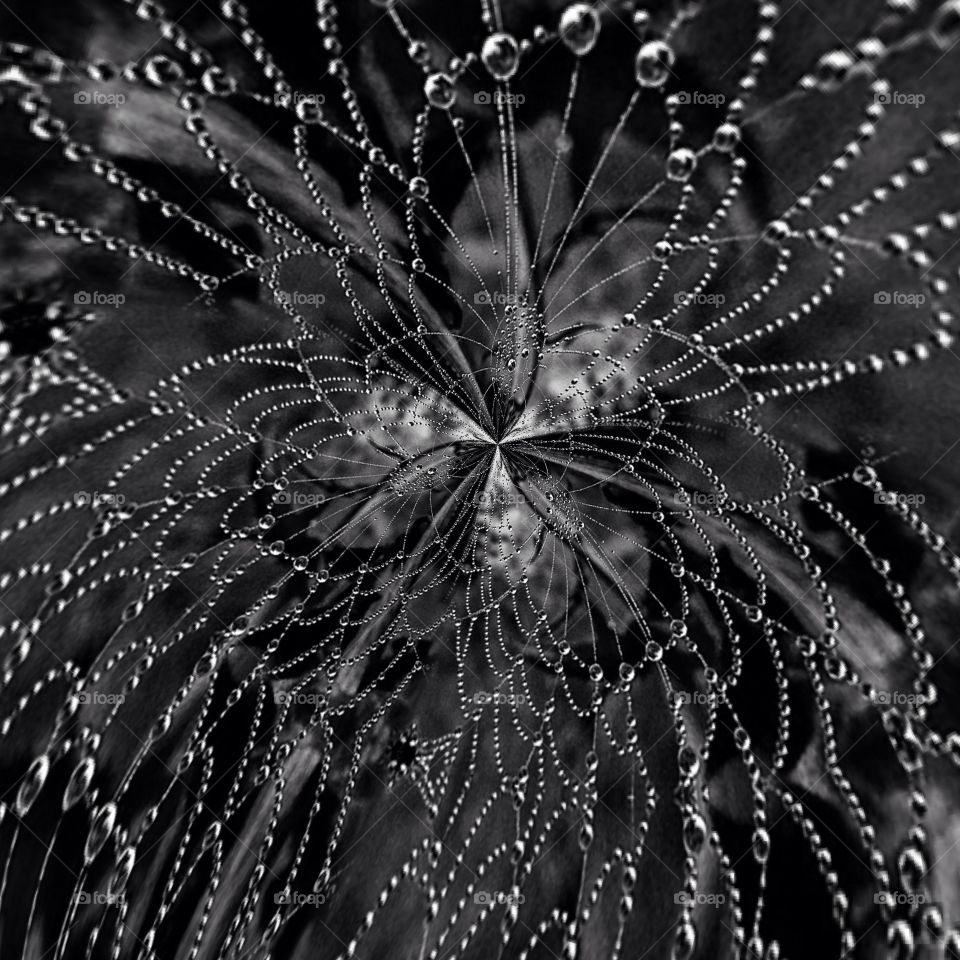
[0,1,959,959]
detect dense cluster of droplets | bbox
[1,0,960,958]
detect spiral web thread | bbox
[1,0,960,958]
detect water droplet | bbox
[712,122,741,153]
[578,821,594,850]
[683,813,707,854]
[933,1,960,48]
[144,55,183,86]
[63,756,96,810]
[16,754,50,816]
[666,147,697,182]
[559,3,600,56]
[295,97,323,123]
[673,920,696,959]
[85,802,118,864]
[109,845,136,897]
[424,72,456,109]
[945,928,960,960]
[814,49,855,89]
[201,66,236,97]
[635,39,675,88]
[752,827,771,863]
[481,32,520,80]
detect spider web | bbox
[1,1,960,958]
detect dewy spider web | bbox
[1,0,960,957]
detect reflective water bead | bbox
[424,72,456,109]
[933,1,960,48]
[752,827,771,863]
[85,802,118,864]
[559,3,601,56]
[15,754,50,816]
[480,32,520,80]
[635,39,675,88]
[63,755,96,810]
[682,813,707,854]
[666,147,697,182]
[712,122,741,153]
